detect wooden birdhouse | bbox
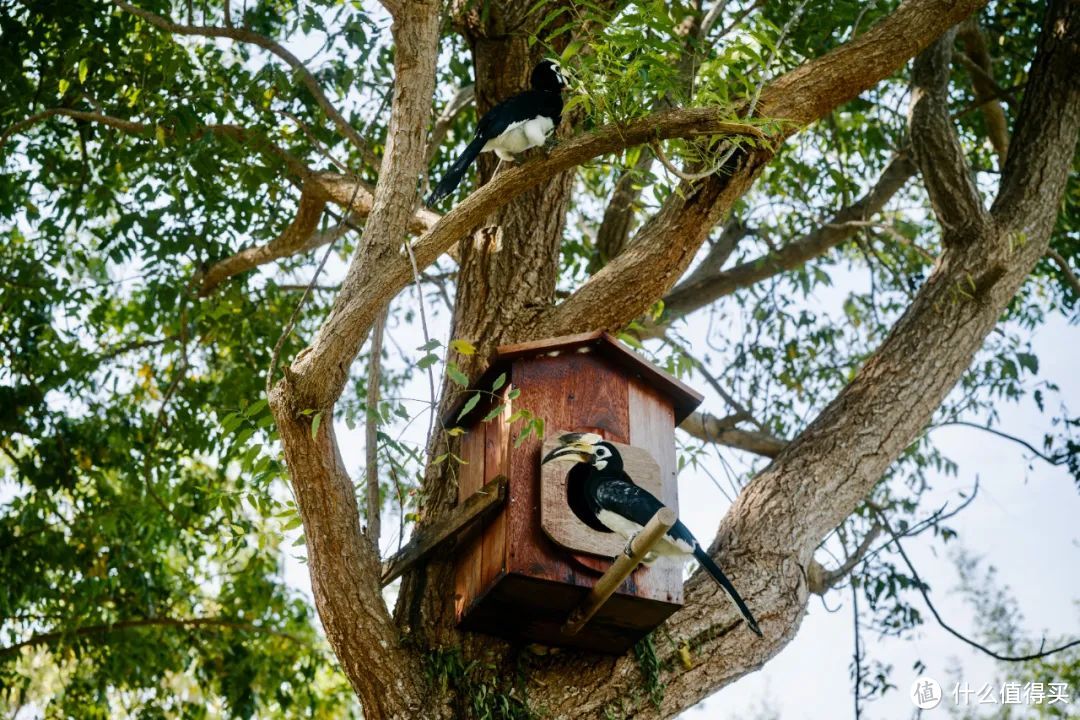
[448,331,702,654]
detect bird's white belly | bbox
[483,116,554,156]
[596,509,693,557]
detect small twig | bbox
[851,581,863,720]
[1046,248,1080,298]
[931,420,1070,466]
[401,235,437,443]
[266,179,363,396]
[860,478,980,566]
[870,504,1080,662]
[365,307,388,548]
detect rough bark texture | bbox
[268,3,443,717]
[257,0,1080,717]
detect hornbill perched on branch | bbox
[425,59,565,207]
[543,432,763,637]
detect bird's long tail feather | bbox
[693,545,763,637]
[426,135,486,206]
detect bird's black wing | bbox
[475,90,561,140]
[595,476,763,637]
[593,476,667,526]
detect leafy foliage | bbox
[1,0,1077,716]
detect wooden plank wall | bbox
[628,381,684,606]
[453,425,487,620]
[505,351,679,603]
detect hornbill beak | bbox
[540,432,603,466]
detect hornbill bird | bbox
[542,432,763,637]
[425,59,566,207]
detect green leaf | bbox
[1016,352,1039,374]
[244,398,268,417]
[418,338,441,352]
[78,59,89,83]
[457,393,481,421]
[417,353,439,370]
[310,411,322,440]
[447,363,469,387]
[491,372,506,391]
[481,404,505,423]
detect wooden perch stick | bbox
[380,476,507,586]
[562,507,677,636]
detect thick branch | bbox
[197,173,439,295]
[679,411,786,458]
[806,524,882,595]
[267,4,442,718]
[536,0,986,340]
[658,152,916,325]
[110,0,377,167]
[198,183,335,295]
[957,17,1010,163]
[909,28,989,244]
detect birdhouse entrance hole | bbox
[541,433,664,559]
[566,464,611,534]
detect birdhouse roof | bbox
[449,331,703,426]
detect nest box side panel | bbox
[505,352,630,589]
[453,424,488,621]
[628,381,684,606]
[480,397,511,591]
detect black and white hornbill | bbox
[425,59,566,207]
[542,432,763,637]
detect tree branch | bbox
[0,108,304,174]
[109,0,378,168]
[909,27,990,245]
[293,109,766,408]
[957,17,1010,163]
[806,524,882,595]
[634,151,916,338]
[1046,247,1080,298]
[993,0,1080,230]
[680,411,787,457]
[197,172,440,295]
[365,307,388,548]
[932,419,1072,465]
[267,3,442,717]
[0,616,307,659]
[871,506,1080,662]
